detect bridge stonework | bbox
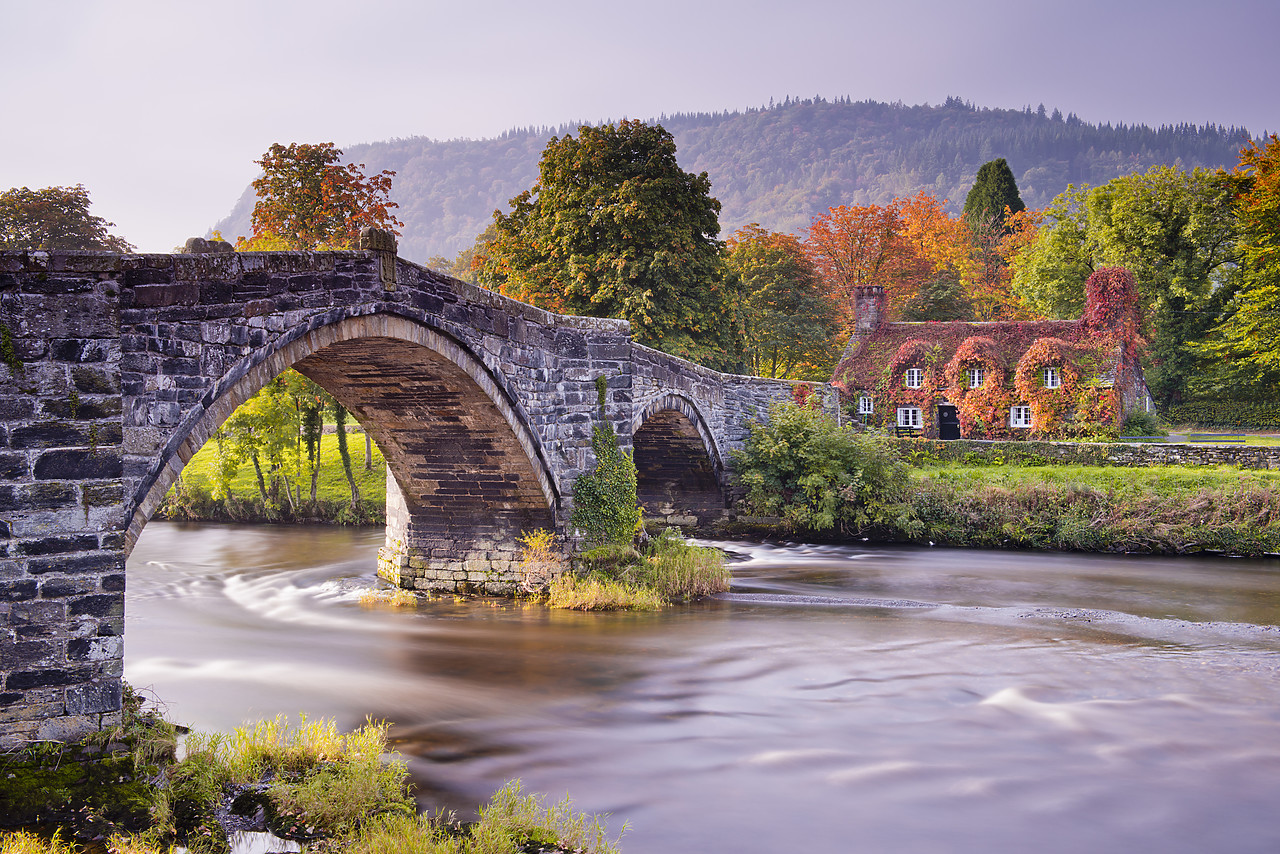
[0,246,815,746]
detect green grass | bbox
[178,431,387,505]
[1,705,621,854]
[342,781,624,854]
[551,530,729,611]
[913,460,1280,497]
[547,573,666,611]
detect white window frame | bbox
[967,367,986,388]
[904,367,923,389]
[1044,366,1061,389]
[897,406,922,429]
[1010,405,1033,429]
[857,395,874,415]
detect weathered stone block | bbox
[34,450,124,480]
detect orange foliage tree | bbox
[803,201,928,330]
[805,192,1044,332]
[243,142,403,250]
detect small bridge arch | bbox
[632,393,728,526]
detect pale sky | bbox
[3,0,1276,252]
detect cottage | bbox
[831,267,1152,439]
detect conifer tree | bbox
[963,158,1026,230]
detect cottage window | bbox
[897,406,922,429]
[858,395,874,415]
[1044,366,1061,389]
[904,368,923,388]
[1010,405,1032,428]
[967,367,986,388]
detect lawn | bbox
[913,460,1280,497]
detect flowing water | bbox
[125,523,1280,853]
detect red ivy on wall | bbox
[833,267,1143,438]
[944,337,1014,438]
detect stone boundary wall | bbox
[896,437,1280,470]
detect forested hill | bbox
[213,96,1254,263]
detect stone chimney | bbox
[854,285,886,333]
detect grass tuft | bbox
[547,573,665,611]
[359,587,419,608]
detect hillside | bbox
[214,96,1254,264]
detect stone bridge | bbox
[0,239,823,744]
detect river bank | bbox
[0,687,621,854]
[725,460,1280,558]
[158,423,1280,559]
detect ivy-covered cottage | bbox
[831,267,1152,439]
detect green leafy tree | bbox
[1193,135,1280,400]
[733,401,908,534]
[962,158,1026,231]
[215,376,303,516]
[0,184,134,251]
[901,266,974,321]
[244,142,403,250]
[477,120,741,370]
[726,225,840,379]
[1009,165,1240,405]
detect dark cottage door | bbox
[937,403,961,440]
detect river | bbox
[124,522,1280,853]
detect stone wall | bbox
[897,437,1280,470]
[0,251,126,746]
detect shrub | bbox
[571,422,642,547]
[734,401,909,533]
[1166,400,1280,430]
[1120,410,1165,436]
[516,528,563,593]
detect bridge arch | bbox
[631,393,728,526]
[127,311,558,591]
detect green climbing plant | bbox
[571,376,641,546]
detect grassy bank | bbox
[0,688,622,854]
[158,432,387,525]
[898,460,1280,556]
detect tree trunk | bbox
[333,403,361,510]
[364,432,372,471]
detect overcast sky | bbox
[3,0,1276,252]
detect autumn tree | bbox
[726,225,840,379]
[1193,135,1280,399]
[477,120,740,370]
[0,184,134,251]
[897,191,980,320]
[243,142,403,250]
[803,201,927,329]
